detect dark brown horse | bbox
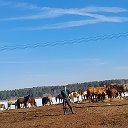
[110,84,127,99]
[106,85,118,100]
[16,96,36,109]
[42,96,52,106]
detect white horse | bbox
[69,91,81,103]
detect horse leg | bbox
[15,103,17,109]
[77,96,79,103]
[81,95,83,101]
[16,100,21,109]
[90,95,93,102]
[8,103,10,110]
[24,102,27,108]
[118,92,121,99]
[20,103,24,108]
[84,95,86,101]
[55,97,57,102]
[48,100,51,105]
[83,95,86,102]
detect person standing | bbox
[61,85,74,115]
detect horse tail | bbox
[16,99,20,109]
[55,96,57,102]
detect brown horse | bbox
[42,96,53,106]
[106,85,118,101]
[77,88,90,101]
[16,96,29,109]
[87,86,107,102]
[81,90,89,101]
[27,97,37,107]
[110,84,127,99]
[16,96,36,109]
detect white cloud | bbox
[43,16,128,29]
[1,0,127,13]
[17,19,100,30]
[12,16,128,31]
[0,5,127,21]
[0,1,128,30]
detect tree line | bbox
[0,79,128,100]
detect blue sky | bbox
[0,0,128,90]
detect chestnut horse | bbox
[16,96,36,109]
[106,85,118,100]
[87,86,107,102]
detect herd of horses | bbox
[55,84,126,103]
[0,84,127,110]
[0,95,53,110]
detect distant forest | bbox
[0,79,128,100]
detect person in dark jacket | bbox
[61,85,74,115]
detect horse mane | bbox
[24,95,30,102]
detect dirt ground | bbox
[0,97,128,128]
